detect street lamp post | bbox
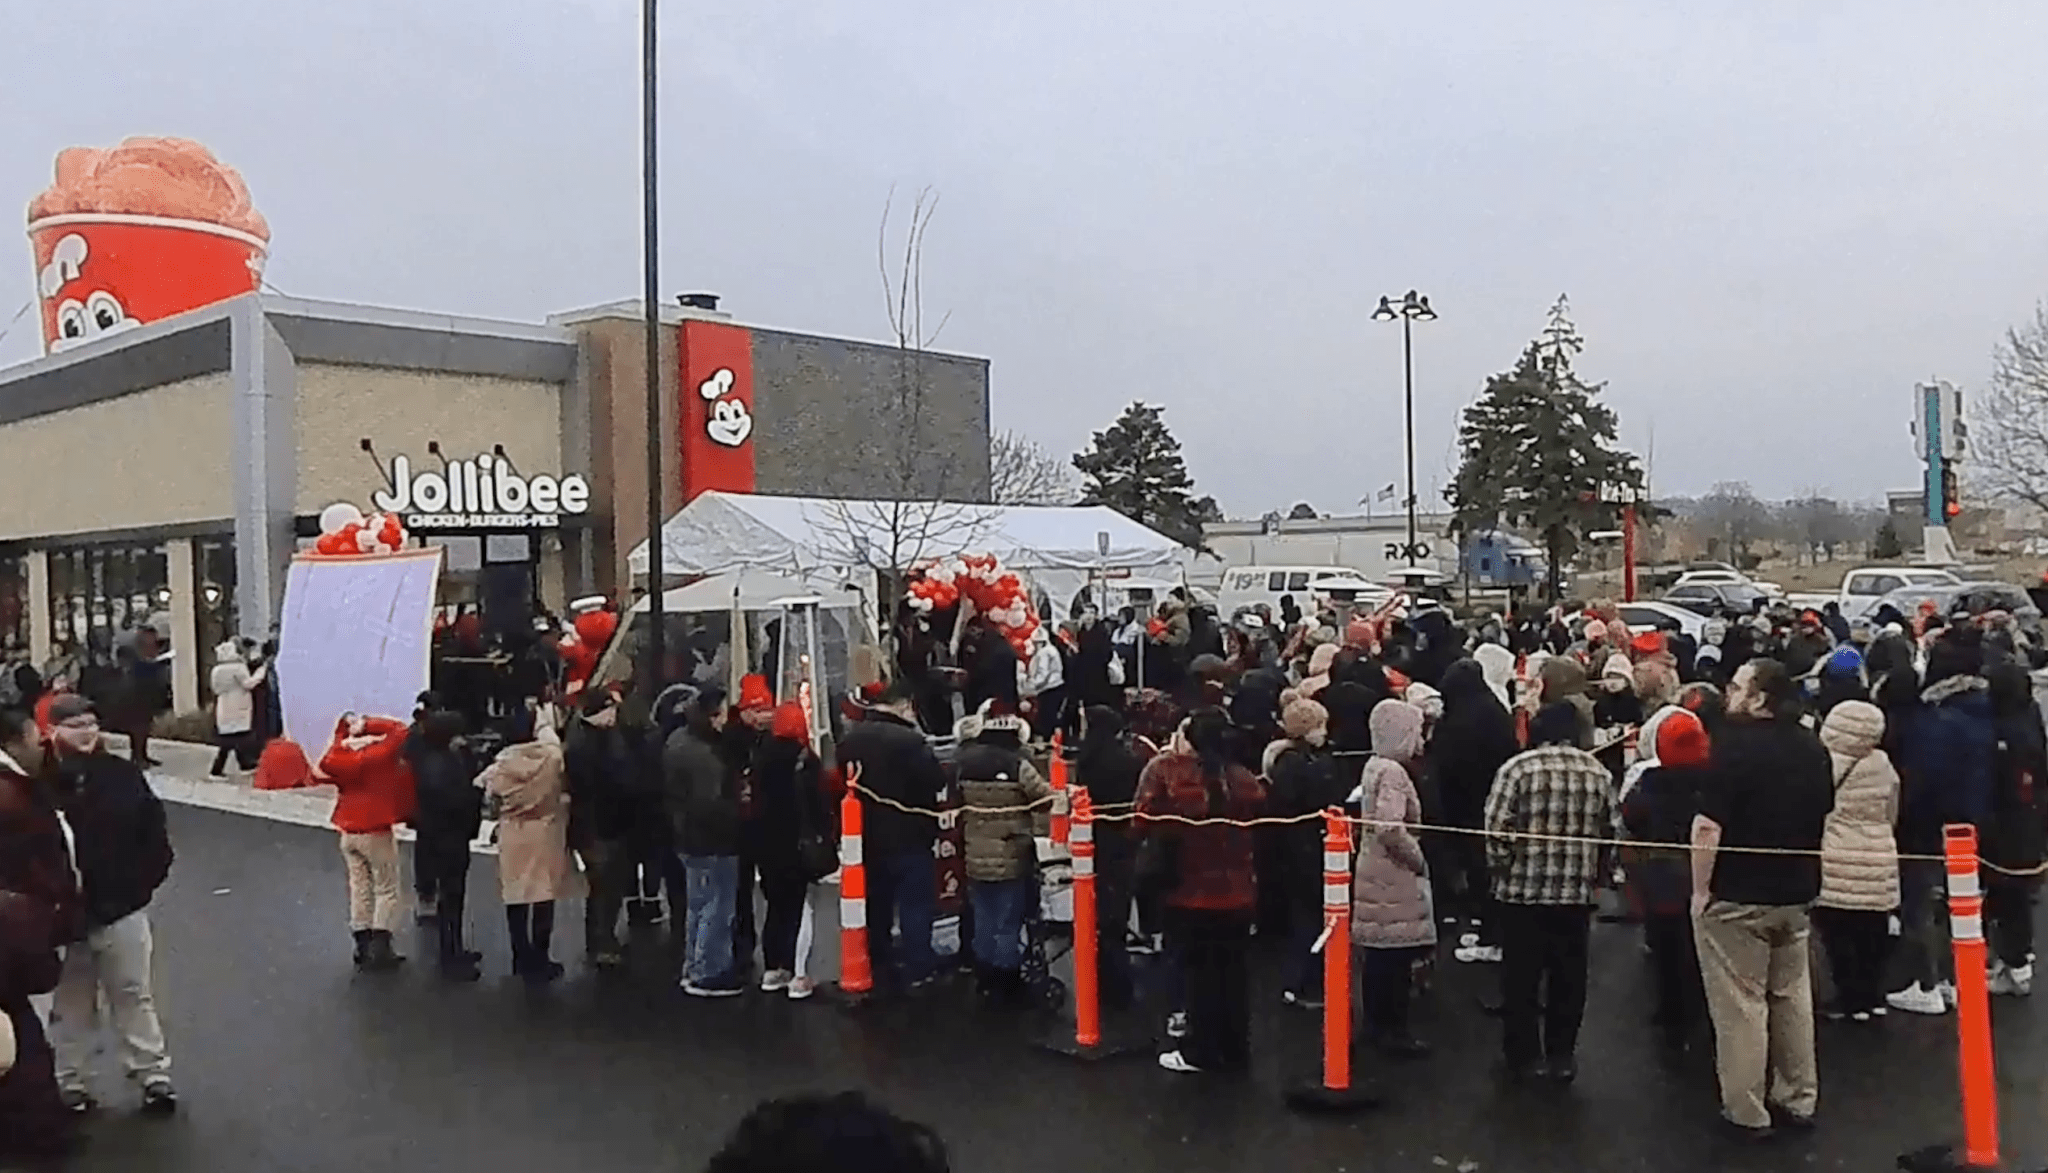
[1371,290,1436,567]
[640,0,665,696]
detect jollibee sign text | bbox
[371,453,590,529]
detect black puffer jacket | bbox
[1985,662,2047,880]
[1263,739,1349,896]
[564,717,645,843]
[1430,658,1520,830]
[838,709,946,858]
[51,750,171,934]
[407,710,481,846]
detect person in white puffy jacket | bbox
[207,640,267,779]
[1017,627,1066,742]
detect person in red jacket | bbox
[317,714,416,970]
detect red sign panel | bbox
[678,319,757,499]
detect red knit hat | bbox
[1654,708,1710,769]
[771,701,810,743]
[738,674,775,713]
[1630,630,1666,659]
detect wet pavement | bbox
[53,801,2048,1173]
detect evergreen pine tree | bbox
[1072,402,1221,549]
[1447,296,1645,598]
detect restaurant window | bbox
[0,557,27,662]
[46,543,170,704]
[193,536,239,705]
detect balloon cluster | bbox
[906,553,1040,659]
[313,502,407,557]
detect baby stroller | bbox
[1020,836,1075,1010]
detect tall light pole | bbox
[1371,290,1436,567]
[640,0,665,695]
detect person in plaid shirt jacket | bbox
[1483,700,1625,1084]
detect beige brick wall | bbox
[295,364,566,514]
[0,373,234,539]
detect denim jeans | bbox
[682,855,739,985]
[968,878,1033,971]
[868,848,938,987]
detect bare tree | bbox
[1974,302,2048,513]
[1694,481,1773,566]
[989,429,1079,506]
[809,186,996,627]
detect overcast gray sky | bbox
[7,1,2046,517]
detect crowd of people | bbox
[3,572,2047,1159]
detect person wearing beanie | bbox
[564,688,645,971]
[1485,699,1620,1083]
[837,680,949,993]
[1621,708,1710,1056]
[1264,697,1343,1006]
[42,696,179,1116]
[1813,645,1868,717]
[751,702,835,999]
[1813,701,1900,1022]
[953,701,1052,1004]
[729,673,778,979]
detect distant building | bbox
[1201,512,1546,587]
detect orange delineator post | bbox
[1322,809,1353,1092]
[1049,734,1071,848]
[838,790,872,995]
[1944,824,1999,1169]
[1070,787,1100,1049]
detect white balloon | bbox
[318,501,364,535]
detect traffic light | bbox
[1941,464,1962,519]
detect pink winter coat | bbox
[1351,700,1436,950]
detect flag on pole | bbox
[1377,483,1397,503]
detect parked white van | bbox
[1218,565,1372,619]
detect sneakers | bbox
[1165,1011,1188,1039]
[683,977,746,998]
[1280,989,1323,1009]
[760,969,794,993]
[1886,983,1950,1016]
[1939,979,1958,1008]
[140,1081,178,1117]
[1157,1050,1203,1074]
[1458,930,1480,949]
[59,1087,97,1115]
[786,976,818,1000]
[1454,944,1503,964]
[1989,962,2034,997]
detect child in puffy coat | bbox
[1813,700,1900,1020]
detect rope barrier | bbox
[843,780,2048,876]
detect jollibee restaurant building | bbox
[0,289,991,718]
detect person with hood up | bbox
[1264,697,1345,1006]
[207,639,267,779]
[1983,661,2046,996]
[1431,658,1520,965]
[750,702,835,999]
[837,680,949,993]
[1299,642,1340,701]
[952,702,1053,1004]
[1812,700,1900,1022]
[1137,706,1264,1074]
[1693,618,1730,687]
[564,687,645,970]
[1889,634,1994,1015]
[483,705,579,984]
[1473,643,1517,710]
[408,703,483,981]
[1485,701,1623,1084]
[1076,704,1152,1003]
[43,695,178,1115]
[1621,708,1711,1057]
[1350,698,1436,1059]
[1593,652,1644,731]
[664,686,745,996]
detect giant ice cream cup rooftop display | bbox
[27,136,270,354]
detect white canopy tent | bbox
[625,492,1192,614]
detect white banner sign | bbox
[276,549,442,752]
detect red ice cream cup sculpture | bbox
[905,553,1040,659]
